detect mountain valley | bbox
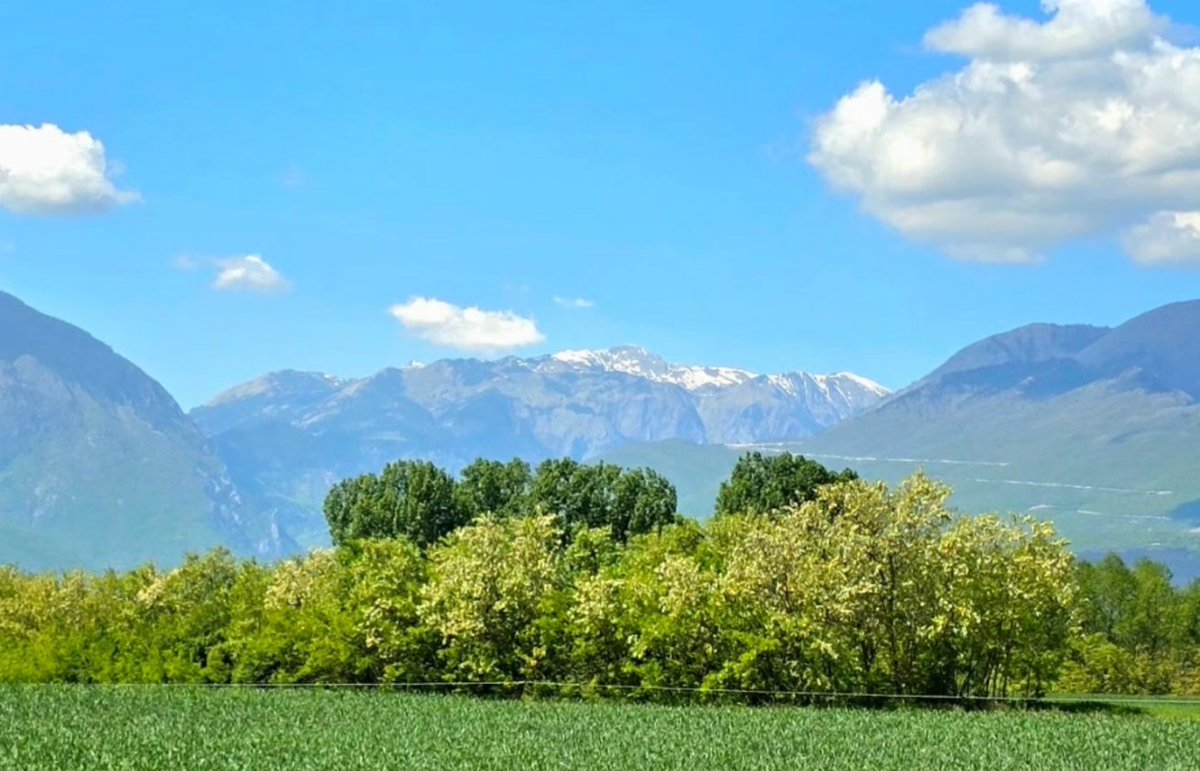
[4,290,1200,576]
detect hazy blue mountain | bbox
[0,291,293,571]
[193,348,889,546]
[190,370,349,436]
[913,323,1109,388]
[595,302,1200,578]
[693,371,889,444]
[1075,301,1200,398]
[791,301,1200,565]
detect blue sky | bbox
[2,0,1199,407]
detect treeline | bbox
[1,454,1197,700]
[1062,555,1200,695]
[324,458,680,548]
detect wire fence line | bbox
[17,680,1200,706]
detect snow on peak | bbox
[765,372,891,411]
[551,349,598,366]
[547,347,890,405]
[549,347,750,391]
[672,366,758,390]
[827,372,890,398]
[207,370,346,406]
[553,345,665,372]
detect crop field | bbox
[1,688,1199,770]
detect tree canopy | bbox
[325,457,679,549]
[715,452,858,518]
[529,459,678,542]
[325,461,467,549]
[10,460,1200,700]
[7,473,1165,701]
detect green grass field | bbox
[1,688,1199,770]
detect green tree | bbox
[1,474,1150,698]
[529,459,678,542]
[234,550,364,683]
[324,460,468,548]
[419,516,563,683]
[710,475,1077,699]
[1066,554,1200,695]
[1180,580,1200,648]
[454,458,532,520]
[714,452,857,518]
[219,539,429,684]
[118,550,243,683]
[343,538,433,683]
[568,521,723,698]
[1076,554,1137,641]
[712,476,952,696]
[611,468,679,543]
[931,514,1078,697]
[1124,560,1179,656]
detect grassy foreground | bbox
[1,688,1199,770]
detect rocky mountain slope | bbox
[0,291,291,571]
[192,347,889,545]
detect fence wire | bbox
[25,680,1200,707]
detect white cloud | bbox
[389,297,545,352]
[0,124,139,215]
[212,255,290,293]
[1123,211,1200,265]
[554,296,596,309]
[924,0,1165,61]
[808,0,1200,264]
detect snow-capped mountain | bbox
[194,347,889,454]
[536,347,889,440]
[545,346,759,390]
[543,345,888,397]
[763,372,891,417]
[190,347,889,545]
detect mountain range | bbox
[0,290,888,566]
[5,288,1199,577]
[191,346,890,546]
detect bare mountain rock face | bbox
[0,291,293,571]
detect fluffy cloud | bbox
[554,296,596,309]
[809,0,1200,264]
[212,255,290,293]
[924,0,1165,60]
[0,124,139,215]
[389,297,545,352]
[1123,211,1200,265]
